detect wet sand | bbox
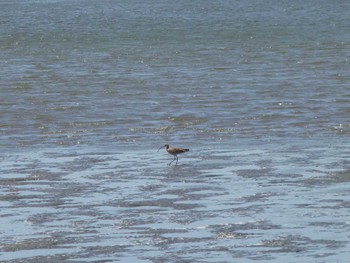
[1,139,350,262]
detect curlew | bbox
[158,144,189,165]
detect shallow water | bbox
[1,139,350,262]
[1,0,350,262]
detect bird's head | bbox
[157,144,169,151]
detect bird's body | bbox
[158,144,189,165]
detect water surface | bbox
[1,0,350,262]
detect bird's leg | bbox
[175,155,178,165]
[168,155,176,166]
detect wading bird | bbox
[158,144,189,165]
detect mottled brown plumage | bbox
[158,144,189,165]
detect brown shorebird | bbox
[158,144,189,165]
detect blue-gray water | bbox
[1,1,350,262]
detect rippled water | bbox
[1,0,350,262]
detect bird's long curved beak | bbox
[157,145,166,152]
